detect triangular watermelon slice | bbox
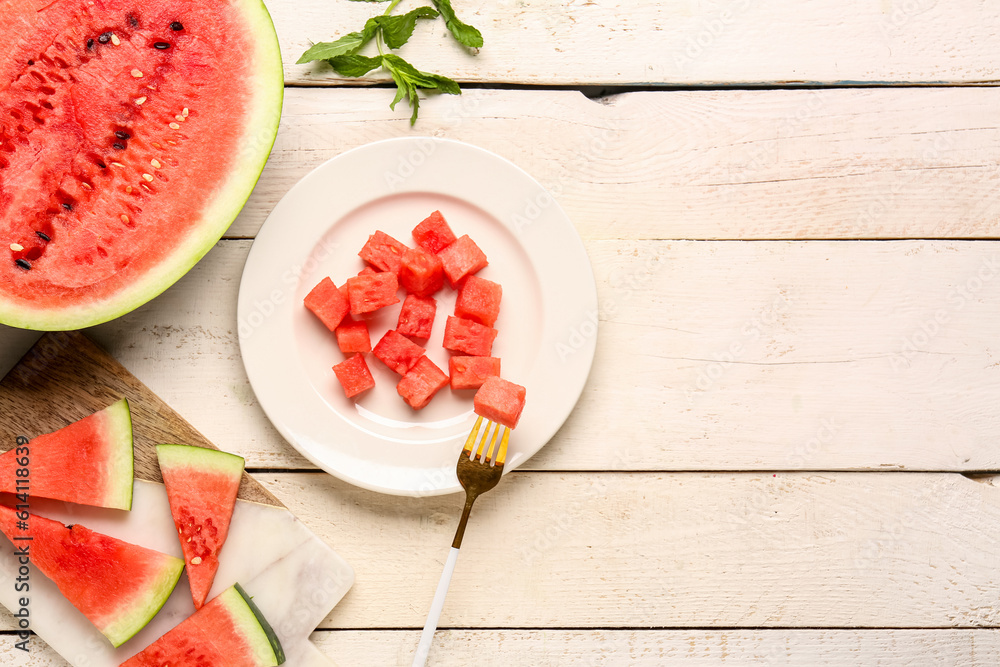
[0,398,134,510]
[121,583,285,666]
[0,505,183,647]
[156,444,244,609]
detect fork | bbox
[411,416,510,667]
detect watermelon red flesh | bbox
[411,210,457,254]
[347,271,400,314]
[443,315,498,356]
[399,246,444,297]
[121,583,285,666]
[474,376,527,429]
[0,397,133,510]
[455,274,502,327]
[304,277,349,332]
[333,353,376,398]
[359,230,408,274]
[335,317,372,354]
[0,505,183,647]
[397,356,449,410]
[438,234,488,287]
[0,0,283,330]
[156,443,244,610]
[449,356,501,390]
[374,329,426,375]
[397,293,436,340]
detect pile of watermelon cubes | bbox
[304,211,527,429]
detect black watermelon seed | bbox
[97,161,107,169]
[27,60,34,66]
[36,231,50,241]
[61,203,72,211]
[115,130,130,140]
[113,142,126,150]
[66,524,75,529]
[170,21,183,31]
[86,39,94,49]
[128,15,139,28]
[154,42,170,50]
[15,259,31,270]
[98,32,112,44]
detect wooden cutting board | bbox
[0,332,354,666]
[0,331,278,506]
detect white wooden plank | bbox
[232,87,1000,240]
[269,0,1000,86]
[7,471,993,632]
[6,629,999,666]
[250,471,1000,628]
[315,629,1000,666]
[5,629,999,666]
[3,238,998,472]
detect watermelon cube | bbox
[454,275,502,327]
[358,266,377,276]
[374,329,426,375]
[347,272,399,314]
[397,294,436,340]
[333,354,375,399]
[443,316,498,356]
[474,376,527,429]
[359,230,408,274]
[438,235,488,287]
[397,356,450,410]
[304,277,350,332]
[335,318,371,354]
[399,247,444,297]
[412,210,457,254]
[449,356,501,390]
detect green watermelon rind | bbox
[102,552,186,648]
[155,443,246,478]
[231,583,286,665]
[103,397,135,511]
[0,0,285,331]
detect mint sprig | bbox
[431,0,483,49]
[299,0,482,125]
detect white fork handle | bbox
[412,546,461,667]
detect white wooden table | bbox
[4,1,1000,664]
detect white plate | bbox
[238,137,597,495]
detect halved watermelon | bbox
[0,398,133,510]
[156,444,244,609]
[0,0,283,330]
[0,505,183,647]
[121,583,285,666]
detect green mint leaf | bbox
[431,0,484,48]
[329,54,384,77]
[382,54,461,125]
[297,32,368,63]
[297,17,381,64]
[376,6,439,50]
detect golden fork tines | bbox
[452,416,509,549]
